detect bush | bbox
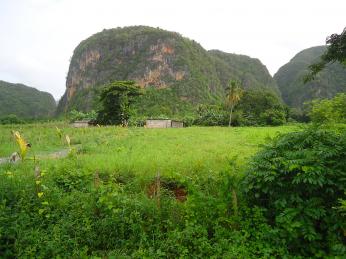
[309,93,346,124]
[194,104,228,126]
[259,109,286,126]
[68,110,97,123]
[181,115,195,127]
[0,114,24,125]
[235,89,287,126]
[244,126,346,256]
[289,107,310,123]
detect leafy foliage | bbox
[0,155,290,258]
[0,80,56,119]
[0,114,24,125]
[244,126,346,256]
[96,81,142,125]
[194,104,229,126]
[192,88,287,126]
[306,27,346,81]
[235,88,287,126]
[309,93,346,124]
[68,110,97,123]
[132,87,194,118]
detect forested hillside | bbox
[274,46,346,107]
[0,80,56,119]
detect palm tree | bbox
[226,80,243,127]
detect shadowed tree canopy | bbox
[305,27,346,82]
[96,81,142,125]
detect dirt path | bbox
[0,148,70,165]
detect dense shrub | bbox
[288,107,310,123]
[309,93,346,124]
[235,89,287,126]
[194,104,228,126]
[259,109,286,126]
[0,114,24,124]
[68,110,97,123]
[244,126,346,256]
[0,161,289,258]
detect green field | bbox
[0,123,297,176]
[7,123,345,258]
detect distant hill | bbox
[0,80,56,118]
[57,26,278,114]
[274,46,346,108]
[208,50,279,94]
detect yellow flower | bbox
[37,192,44,198]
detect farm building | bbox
[146,119,184,128]
[71,120,92,128]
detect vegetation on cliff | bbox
[0,80,56,119]
[57,26,278,115]
[274,46,346,108]
[305,27,346,80]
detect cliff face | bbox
[274,46,346,108]
[0,80,56,118]
[58,26,278,113]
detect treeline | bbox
[0,114,60,125]
[3,81,345,127]
[61,81,345,127]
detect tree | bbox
[236,88,287,126]
[244,127,346,256]
[96,81,142,125]
[225,80,243,127]
[305,27,346,82]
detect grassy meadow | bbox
[0,123,297,177]
[0,123,309,257]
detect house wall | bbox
[146,120,184,128]
[146,120,172,128]
[171,121,184,128]
[72,122,90,128]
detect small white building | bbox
[146,119,184,128]
[71,120,92,128]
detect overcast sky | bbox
[0,0,345,100]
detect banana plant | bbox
[13,131,28,161]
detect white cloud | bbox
[0,0,345,99]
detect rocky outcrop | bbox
[57,26,278,113]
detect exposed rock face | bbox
[58,26,278,113]
[274,46,346,108]
[0,80,56,118]
[66,49,101,100]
